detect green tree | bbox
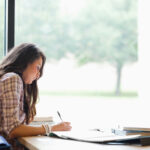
[71,0,137,95]
[15,0,137,95]
[16,0,73,60]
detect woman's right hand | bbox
[51,122,72,131]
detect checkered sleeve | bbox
[0,74,24,135]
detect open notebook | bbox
[48,129,150,146]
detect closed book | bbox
[117,124,150,132]
[112,128,150,136]
[30,116,53,126]
[123,126,150,132]
[33,116,53,122]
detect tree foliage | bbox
[15,0,137,94]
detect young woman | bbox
[0,43,71,149]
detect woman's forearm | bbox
[9,124,45,138]
[9,122,71,138]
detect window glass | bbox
[15,0,138,126]
[0,0,4,59]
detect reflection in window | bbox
[15,0,137,99]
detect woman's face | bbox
[22,57,43,84]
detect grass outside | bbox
[39,90,138,98]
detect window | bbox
[15,0,138,126]
[0,0,5,59]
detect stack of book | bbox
[30,116,53,125]
[112,126,150,136]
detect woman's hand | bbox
[51,122,72,131]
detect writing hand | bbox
[51,122,72,131]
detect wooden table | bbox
[18,135,150,150]
[18,98,150,150]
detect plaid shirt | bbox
[0,72,26,149]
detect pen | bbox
[90,128,104,132]
[57,111,63,122]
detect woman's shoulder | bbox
[0,72,22,82]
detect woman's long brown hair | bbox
[0,43,46,124]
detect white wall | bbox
[138,0,150,103]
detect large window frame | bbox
[4,0,15,54]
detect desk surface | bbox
[18,98,150,150]
[18,136,150,150]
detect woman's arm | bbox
[9,124,45,138]
[9,122,72,138]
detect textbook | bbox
[48,130,150,146]
[30,116,53,126]
[116,123,150,132]
[114,124,150,132]
[112,128,150,136]
[33,116,53,122]
[123,126,150,132]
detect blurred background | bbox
[15,0,137,97]
[0,0,139,128]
